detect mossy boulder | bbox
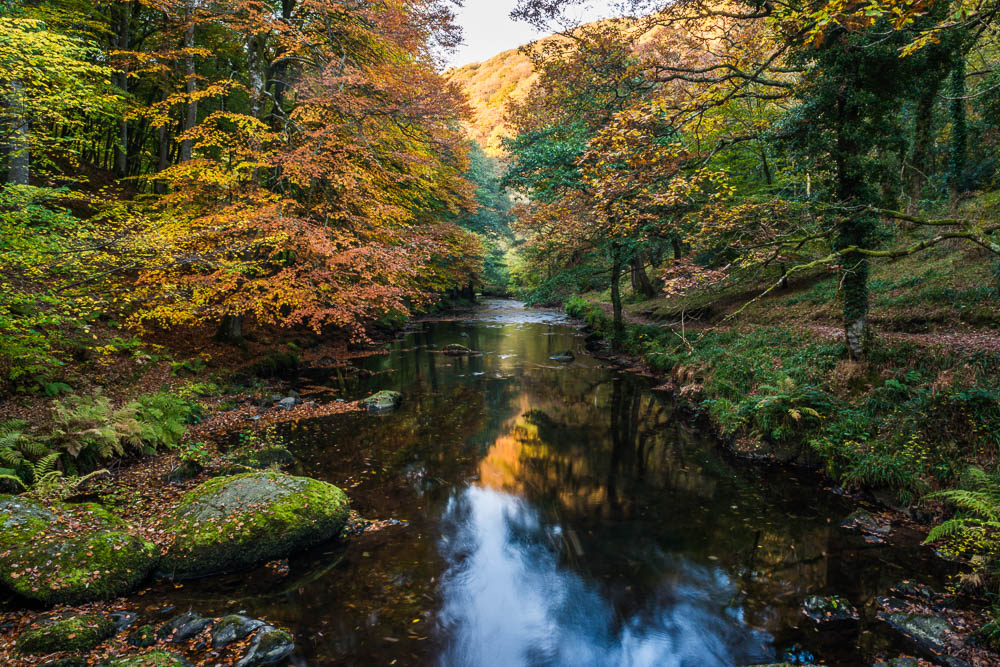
[158,472,350,579]
[358,390,402,412]
[101,651,191,666]
[0,529,157,605]
[17,614,116,655]
[0,496,156,605]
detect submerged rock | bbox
[359,390,402,412]
[16,614,115,655]
[212,614,266,649]
[111,611,138,632]
[840,509,892,543]
[158,472,350,579]
[443,344,474,356]
[235,627,294,667]
[801,595,860,624]
[549,351,575,363]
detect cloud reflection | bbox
[435,486,773,667]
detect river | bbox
[151,299,942,666]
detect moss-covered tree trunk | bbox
[907,86,937,214]
[948,58,967,208]
[834,93,875,360]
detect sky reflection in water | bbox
[435,486,772,667]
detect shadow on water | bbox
[149,299,944,666]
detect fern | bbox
[925,467,1000,546]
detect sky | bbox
[445,1,621,69]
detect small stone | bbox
[801,595,859,624]
[235,627,294,667]
[276,397,298,410]
[840,509,891,543]
[211,614,266,649]
[157,611,211,643]
[549,350,575,362]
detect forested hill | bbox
[446,17,665,156]
[446,44,538,156]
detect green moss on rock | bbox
[16,614,115,655]
[0,529,158,605]
[358,390,402,412]
[101,651,191,666]
[0,495,57,549]
[128,624,156,648]
[158,472,349,579]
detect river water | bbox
[153,299,942,666]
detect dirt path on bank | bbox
[591,299,1000,354]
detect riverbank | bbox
[565,292,1000,662]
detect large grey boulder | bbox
[158,472,349,579]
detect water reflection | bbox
[436,486,772,666]
[144,300,937,665]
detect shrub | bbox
[47,391,198,471]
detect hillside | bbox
[446,44,539,156]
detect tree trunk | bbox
[907,86,937,214]
[113,0,132,178]
[7,79,28,185]
[215,314,244,343]
[834,87,874,360]
[154,89,169,193]
[671,237,683,260]
[630,255,656,298]
[179,1,198,162]
[948,58,967,208]
[610,251,624,351]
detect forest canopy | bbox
[503,0,1000,359]
[0,0,508,387]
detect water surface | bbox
[153,299,939,666]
